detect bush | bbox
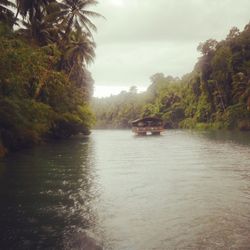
[237,120,250,131]
[49,105,95,139]
[179,118,196,129]
[222,103,250,128]
[0,97,53,150]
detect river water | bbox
[0,130,250,249]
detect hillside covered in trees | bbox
[92,23,250,130]
[0,0,101,156]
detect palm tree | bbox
[16,0,52,20]
[33,23,96,99]
[17,17,58,44]
[15,0,54,42]
[61,23,95,89]
[66,25,95,68]
[0,0,16,26]
[57,0,103,41]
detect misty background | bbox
[90,0,250,97]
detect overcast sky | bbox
[90,0,250,97]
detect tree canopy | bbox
[92,23,250,131]
[0,0,101,156]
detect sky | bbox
[90,0,250,97]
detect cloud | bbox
[94,0,250,43]
[91,41,199,86]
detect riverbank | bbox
[0,22,95,157]
[92,23,250,131]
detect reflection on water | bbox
[200,130,250,146]
[0,137,99,249]
[0,130,250,249]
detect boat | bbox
[131,117,164,135]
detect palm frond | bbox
[78,13,97,32]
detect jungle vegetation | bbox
[92,23,250,130]
[0,0,101,156]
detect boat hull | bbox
[132,126,164,135]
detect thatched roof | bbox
[131,117,163,126]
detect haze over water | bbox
[0,130,250,249]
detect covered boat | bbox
[131,117,164,135]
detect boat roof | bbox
[131,117,163,125]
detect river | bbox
[0,130,250,249]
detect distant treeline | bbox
[0,0,101,156]
[92,23,250,130]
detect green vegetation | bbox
[1,1,250,156]
[92,24,250,131]
[0,0,100,156]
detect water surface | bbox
[0,130,250,249]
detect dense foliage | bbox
[92,24,250,130]
[0,0,100,156]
